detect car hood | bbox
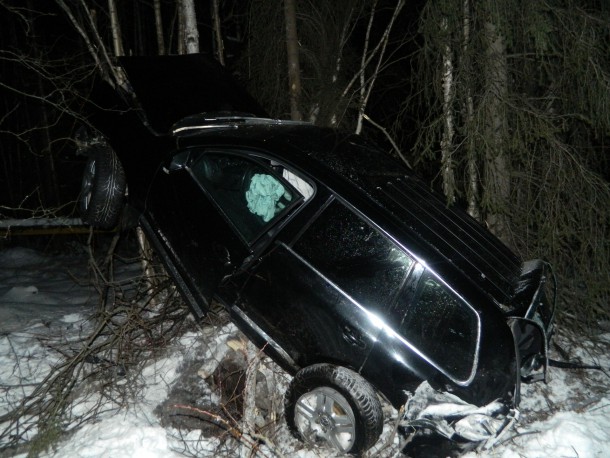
[117,54,268,134]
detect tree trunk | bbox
[181,0,199,54]
[211,0,225,65]
[355,0,404,135]
[241,340,261,440]
[483,19,510,244]
[154,0,165,55]
[355,1,377,134]
[352,0,405,135]
[107,0,123,56]
[323,6,355,125]
[440,17,456,204]
[284,0,302,121]
[462,0,480,220]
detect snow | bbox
[1,246,609,457]
[500,409,609,458]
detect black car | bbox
[79,55,555,454]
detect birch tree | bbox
[439,17,456,204]
[354,0,405,135]
[181,0,199,54]
[107,0,123,56]
[408,0,610,326]
[461,0,478,219]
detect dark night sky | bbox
[0,1,421,213]
[1,1,607,215]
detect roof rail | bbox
[172,112,311,134]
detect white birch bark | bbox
[107,0,123,56]
[241,341,261,453]
[323,6,355,125]
[181,0,199,54]
[355,0,377,134]
[354,0,405,135]
[463,0,480,219]
[56,0,126,88]
[440,17,456,204]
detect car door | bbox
[235,197,413,373]
[145,148,303,317]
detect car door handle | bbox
[342,325,366,349]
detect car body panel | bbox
[82,54,555,415]
[146,160,251,315]
[176,125,522,309]
[237,242,381,371]
[148,128,552,406]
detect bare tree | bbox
[0,3,99,214]
[481,17,510,243]
[54,0,125,88]
[439,17,456,205]
[154,0,166,55]
[284,0,302,121]
[211,0,225,65]
[408,0,610,326]
[354,0,405,135]
[107,0,124,56]
[243,0,409,137]
[180,0,199,54]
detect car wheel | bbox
[79,145,126,229]
[285,364,383,455]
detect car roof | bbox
[177,122,522,307]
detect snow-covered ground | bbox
[1,246,609,457]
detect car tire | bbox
[285,363,383,455]
[79,144,126,229]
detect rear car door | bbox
[236,198,413,373]
[145,149,303,317]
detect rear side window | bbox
[397,273,479,382]
[294,200,413,316]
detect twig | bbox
[363,113,412,168]
[171,404,272,458]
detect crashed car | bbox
[80,54,556,454]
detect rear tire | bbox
[79,145,126,229]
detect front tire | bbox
[79,145,126,229]
[285,364,383,455]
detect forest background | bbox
[0,0,608,329]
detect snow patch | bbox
[1,247,610,457]
[51,415,180,458]
[0,247,47,268]
[61,313,84,323]
[2,285,43,303]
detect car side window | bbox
[397,273,479,381]
[294,199,413,316]
[189,153,299,243]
